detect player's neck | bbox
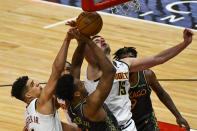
[26,97,36,105]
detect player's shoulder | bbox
[113,60,129,68]
[144,69,156,79]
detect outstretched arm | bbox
[38,31,73,106]
[122,29,193,72]
[145,69,190,131]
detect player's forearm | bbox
[158,91,182,118]
[72,42,85,66]
[40,36,71,103]
[154,41,189,65]
[76,36,97,66]
[84,44,98,66]
[155,29,193,64]
[53,37,70,74]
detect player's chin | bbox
[101,46,107,50]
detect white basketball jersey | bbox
[84,60,132,126]
[24,98,63,131]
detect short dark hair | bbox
[11,76,29,101]
[56,74,76,101]
[113,47,138,60]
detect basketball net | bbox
[109,0,140,15]
[81,0,140,14]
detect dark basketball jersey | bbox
[67,99,120,131]
[129,71,153,123]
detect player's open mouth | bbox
[101,43,107,47]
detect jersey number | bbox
[131,99,137,110]
[118,81,126,95]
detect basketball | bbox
[76,11,103,36]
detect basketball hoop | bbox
[81,0,140,13]
[109,0,140,15]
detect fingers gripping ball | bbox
[76,11,103,36]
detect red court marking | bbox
[158,121,186,131]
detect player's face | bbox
[26,79,43,98]
[61,63,71,76]
[92,36,110,54]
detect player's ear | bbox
[25,91,33,99]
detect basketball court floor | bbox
[0,0,197,130]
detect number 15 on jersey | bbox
[118,81,127,95]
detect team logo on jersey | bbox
[73,117,90,128]
[129,89,147,99]
[26,115,39,128]
[129,89,148,110]
[114,72,128,80]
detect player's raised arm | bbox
[122,28,193,72]
[69,28,86,79]
[76,31,116,115]
[38,31,73,105]
[66,20,98,67]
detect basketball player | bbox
[67,20,193,130]
[83,29,193,131]
[11,29,78,131]
[55,27,120,131]
[113,47,190,131]
[56,61,81,131]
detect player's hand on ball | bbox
[68,27,83,41]
[69,27,90,42]
[66,30,75,40]
[66,20,77,27]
